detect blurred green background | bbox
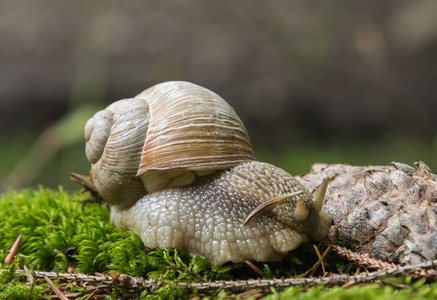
[1,0,436,193]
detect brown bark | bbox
[297,161,437,265]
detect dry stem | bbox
[15,258,437,293]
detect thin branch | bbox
[15,258,437,292]
[331,245,398,270]
[24,266,36,300]
[44,276,69,300]
[303,245,331,277]
[246,260,266,277]
[331,245,437,278]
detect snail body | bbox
[85,81,331,266]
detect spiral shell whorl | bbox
[85,109,112,164]
[86,99,150,207]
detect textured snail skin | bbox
[110,161,332,266]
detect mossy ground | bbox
[0,187,436,299]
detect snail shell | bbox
[135,82,256,193]
[85,81,255,207]
[84,81,332,265]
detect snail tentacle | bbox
[314,177,329,213]
[243,190,304,226]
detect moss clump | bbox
[1,187,437,299]
[0,262,48,300]
[0,187,319,278]
[0,187,115,273]
[265,279,437,300]
[0,187,311,298]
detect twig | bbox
[70,172,106,207]
[15,258,437,292]
[331,245,397,270]
[84,289,98,300]
[81,286,109,299]
[303,245,331,277]
[341,279,356,288]
[70,172,98,195]
[246,261,266,277]
[44,276,69,300]
[24,266,36,300]
[331,245,437,278]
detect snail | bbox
[84,81,332,266]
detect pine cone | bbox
[297,161,437,265]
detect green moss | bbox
[0,262,49,299]
[1,187,437,299]
[0,187,319,279]
[265,280,437,300]
[0,187,112,272]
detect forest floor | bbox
[1,188,436,299]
